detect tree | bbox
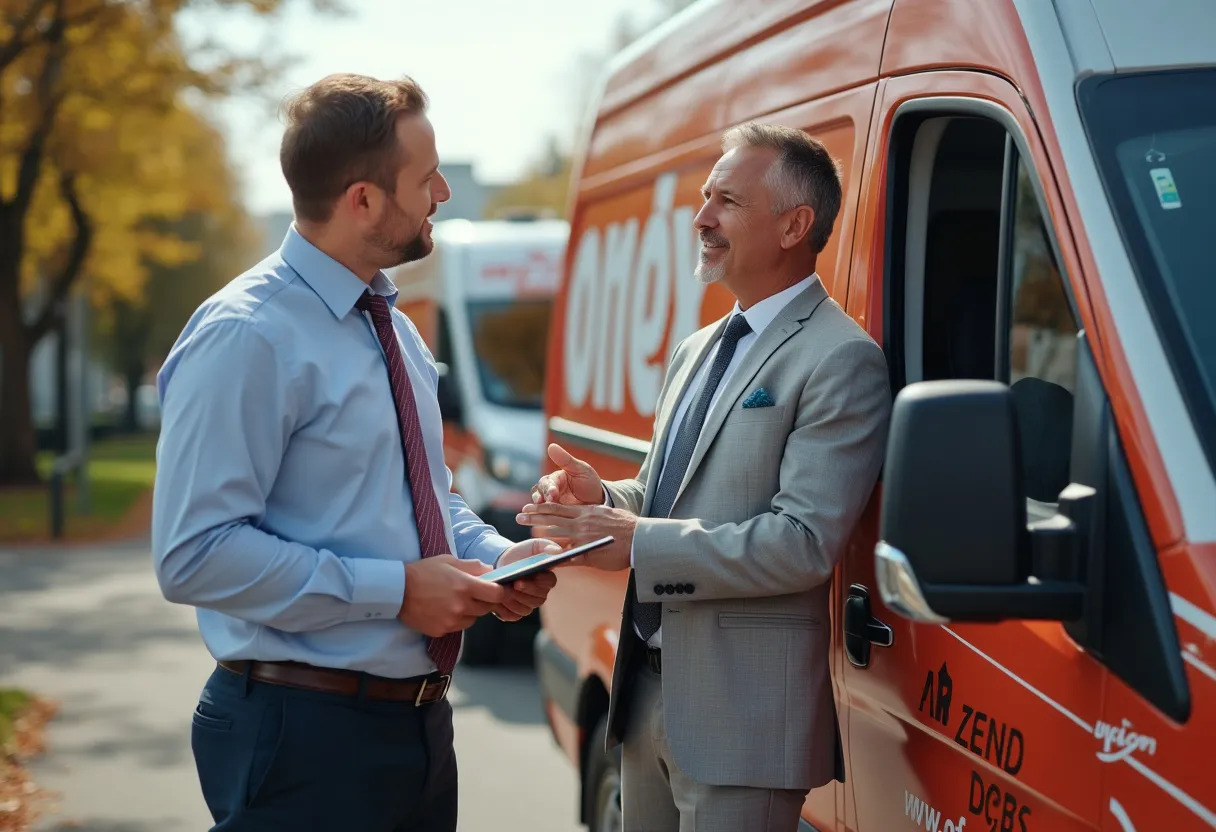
[102,204,262,432]
[484,134,572,220]
[0,0,301,484]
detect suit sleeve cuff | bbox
[630,517,675,601]
[346,558,406,622]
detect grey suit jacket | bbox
[603,277,891,791]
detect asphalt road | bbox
[0,540,581,832]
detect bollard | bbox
[50,468,65,539]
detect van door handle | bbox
[844,584,894,667]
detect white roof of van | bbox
[1057,0,1216,74]
[430,218,569,248]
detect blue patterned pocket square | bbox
[742,388,775,408]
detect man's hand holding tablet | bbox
[482,536,615,585]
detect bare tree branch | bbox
[0,0,52,72]
[0,0,116,73]
[10,1,66,217]
[27,172,92,345]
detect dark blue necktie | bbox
[632,314,752,641]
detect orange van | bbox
[534,0,1216,830]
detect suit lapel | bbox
[641,321,725,515]
[674,280,830,504]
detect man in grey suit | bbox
[518,123,890,831]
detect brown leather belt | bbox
[218,660,451,705]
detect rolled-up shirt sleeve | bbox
[152,318,405,631]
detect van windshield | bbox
[467,299,552,409]
[1080,68,1216,471]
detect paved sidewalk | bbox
[0,541,578,832]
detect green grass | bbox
[0,689,32,752]
[0,433,158,543]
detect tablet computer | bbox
[482,536,614,584]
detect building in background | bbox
[435,163,497,222]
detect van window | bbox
[1006,158,1078,504]
[895,115,1077,505]
[468,299,552,409]
[1080,68,1216,475]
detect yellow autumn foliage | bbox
[2,1,251,309]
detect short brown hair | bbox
[280,74,429,222]
[721,123,842,253]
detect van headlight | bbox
[485,450,537,490]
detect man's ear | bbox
[341,182,374,221]
[779,205,815,251]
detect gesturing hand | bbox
[515,503,635,572]
[399,556,507,637]
[530,444,604,506]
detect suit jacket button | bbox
[686,584,695,594]
[674,584,684,594]
[664,584,675,595]
[654,584,665,595]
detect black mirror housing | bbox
[881,380,1029,585]
[877,380,1085,623]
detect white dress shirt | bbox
[629,274,820,647]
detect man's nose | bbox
[694,202,716,230]
[434,172,452,204]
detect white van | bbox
[390,218,566,662]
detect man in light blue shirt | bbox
[152,73,558,832]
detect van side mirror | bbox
[875,381,1087,623]
[435,362,463,424]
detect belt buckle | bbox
[415,674,452,706]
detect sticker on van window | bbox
[1150,168,1182,210]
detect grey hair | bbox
[721,122,842,253]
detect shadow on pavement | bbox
[42,820,187,832]
[34,694,194,770]
[0,581,199,673]
[0,539,153,595]
[451,664,548,727]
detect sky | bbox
[179,0,664,217]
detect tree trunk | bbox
[0,257,40,486]
[123,361,142,433]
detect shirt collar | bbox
[279,224,399,318]
[732,273,819,337]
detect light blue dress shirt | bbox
[152,226,513,679]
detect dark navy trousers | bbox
[191,665,458,831]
